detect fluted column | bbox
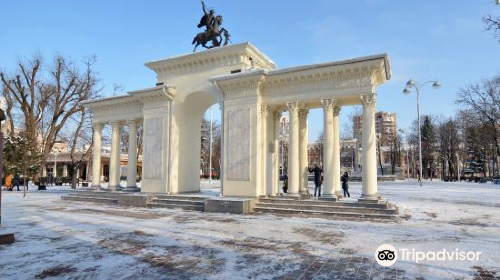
[91,123,103,189]
[333,105,343,197]
[321,99,334,196]
[361,93,378,199]
[115,138,121,186]
[287,100,300,195]
[125,120,140,191]
[299,108,309,194]
[273,111,282,196]
[108,121,121,191]
[261,105,271,196]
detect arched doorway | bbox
[170,91,221,194]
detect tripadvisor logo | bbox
[375,244,482,266]
[375,244,397,266]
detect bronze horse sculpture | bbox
[192,4,231,52]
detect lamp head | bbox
[403,87,411,95]
[406,79,415,87]
[432,81,441,89]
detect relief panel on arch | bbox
[144,117,163,179]
[227,108,251,181]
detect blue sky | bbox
[1,0,499,140]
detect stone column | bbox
[42,165,47,177]
[108,121,121,191]
[333,105,343,197]
[274,111,282,196]
[116,141,121,187]
[53,159,57,178]
[299,108,309,194]
[63,164,68,177]
[286,100,300,195]
[91,123,103,189]
[361,93,378,199]
[125,120,140,191]
[321,99,334,197]
[261,105,270,196]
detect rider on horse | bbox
[197,1,215,32]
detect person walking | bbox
[308,163,323,197]
[13,173,21,191]
[341,171,350,198]
[5,174,13,191]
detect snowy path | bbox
[0,181,499,280]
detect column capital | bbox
[92,122,103,130]
[260,105,272,117]
[321,98,334,110]
[274,111,282,121]
[126,119,138,126]
[286,100,299,113]
[298,108,309,120]
[360,93,376,107]
[109,120,123,128]
[333,105,341,116]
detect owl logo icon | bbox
[375,244,398,266]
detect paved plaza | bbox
[1,181,499,280]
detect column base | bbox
[90,184,101,190]
[335,191,344,198]
[281,193,301,199]
[107,185,118,192]
[358,194,380,204]
[123,186,141,192]
[319,194,338,202]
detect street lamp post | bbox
[399,128,410,182]
[0,109,5,226]
[403,79,441,187]
[209,106,213,182]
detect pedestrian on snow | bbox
[341,171,350,198]
[13,173,21,191]
[282,173,288,193]
[5,174,13,191]
[308,163,323,197]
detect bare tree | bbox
[483,14,500,41]
[64,108,93,188]
[389,133,402,175]
[456,76,500,177]
[0,54,100,181]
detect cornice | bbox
[145,42,276,78]
[81,85,175,110]
[211,53,391,98]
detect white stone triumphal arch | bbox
[82,42,391,200]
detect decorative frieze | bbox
[261,69,375,96]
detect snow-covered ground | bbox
[0,181,499,280]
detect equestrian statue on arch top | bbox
[192,1,231,52]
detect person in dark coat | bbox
[341,172,350,197]
[282,173,288,193]
[13,173,21,191]
[308,163,323,197]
